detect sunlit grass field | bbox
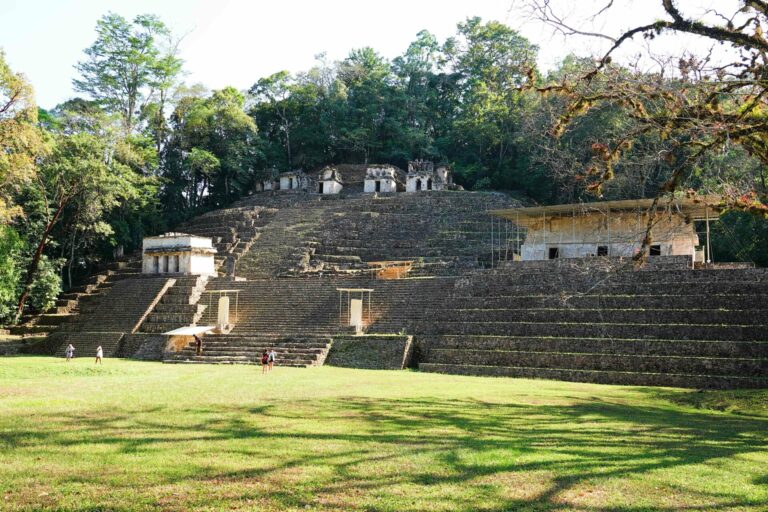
[0,357,766,511]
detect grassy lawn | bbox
[0,357,766,511]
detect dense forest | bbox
[2,6,768,323]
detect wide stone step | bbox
[424,348,767,377]
[418,363,768,389]
[439,308,766,325]
[433,321,768,341]
[164,354,317,366]
[9,325,52,335]
[446,294,768,310]
[421,335,768,358]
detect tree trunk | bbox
[68,227,77,290]
[15,200,66,323]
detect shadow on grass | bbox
[3,396,768,511]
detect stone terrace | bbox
[49,276,173,357]
[417,259,768,388]
[15,189,768,390]
[233,191,517,278]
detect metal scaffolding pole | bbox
[706,206,712,263]
[490,215,494,268]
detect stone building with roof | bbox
[406,160,453,192]
[491,196,722,262]
[363,165,405,193]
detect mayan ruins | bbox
[6,2,768,510]
[2,161,762,389]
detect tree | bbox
[0,49,45,223]
[521,0,768,215]
[73,13,182,133]
[250,71,297,167]
[442,18,539,189]
[14,132,129,320]
[0,225,23,323]
[162,87,260,215]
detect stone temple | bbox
[8,162,768,389]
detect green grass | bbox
[1,357,766,511]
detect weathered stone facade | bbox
[142,233,217,276]
[363,166,404,193]
[317,335,413,369]
[406,160,453,192]
[21,189,767,389]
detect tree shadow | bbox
[2,396,767,511]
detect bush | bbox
[28,256,62,314]
[0,226,24,324]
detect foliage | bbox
[26,256,62,313]
[0,49,45,223]
[73,12,182,133]
[0,226,23,323]
[522,1,768,213]
[162,86,259,218]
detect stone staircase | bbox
[233,201,327,278]
[307,193,516,277]
[416,260,768,389]
[139,276,210,334]
[49,276,174,357]
[163,334,332,367]
[232,191,519,279]
[175,206,276,276]
[10,259,142,339]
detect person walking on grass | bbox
[268,348,277,371]
[261,350,269,374]
[65,344,75,362]
[95,345,103,365]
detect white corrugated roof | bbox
[161,325,216,336]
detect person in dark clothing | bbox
[261,350,269,374]
[194,334,203,356]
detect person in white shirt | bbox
[65,344,75,362]
[95,345,103,365]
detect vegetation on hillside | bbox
[1,4,768,323]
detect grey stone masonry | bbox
[163,334,332,367]
[325,335,413,369]
[417,260,768,389]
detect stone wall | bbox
[325,335,413,370]
[118,333,166,360]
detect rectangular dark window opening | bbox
[319,182,324,194]
[548,247,560,259]
[649,244,661,256]
[597,245,608,256]
[375,181,381,192]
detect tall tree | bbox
[0,49,45,223]
[14,131,143,320]
[443,18,539,189]
[73,13,182,133]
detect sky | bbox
[0,0,731,109]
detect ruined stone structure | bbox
[492,197,719,262]
[363,165,404,193]
[406,160,453,192]
[13,184,768,389]
[253,168,278,192]
[250,161,454,196]
[279,170,308,191]
[317,166,343,194]
[142,233,217,276]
